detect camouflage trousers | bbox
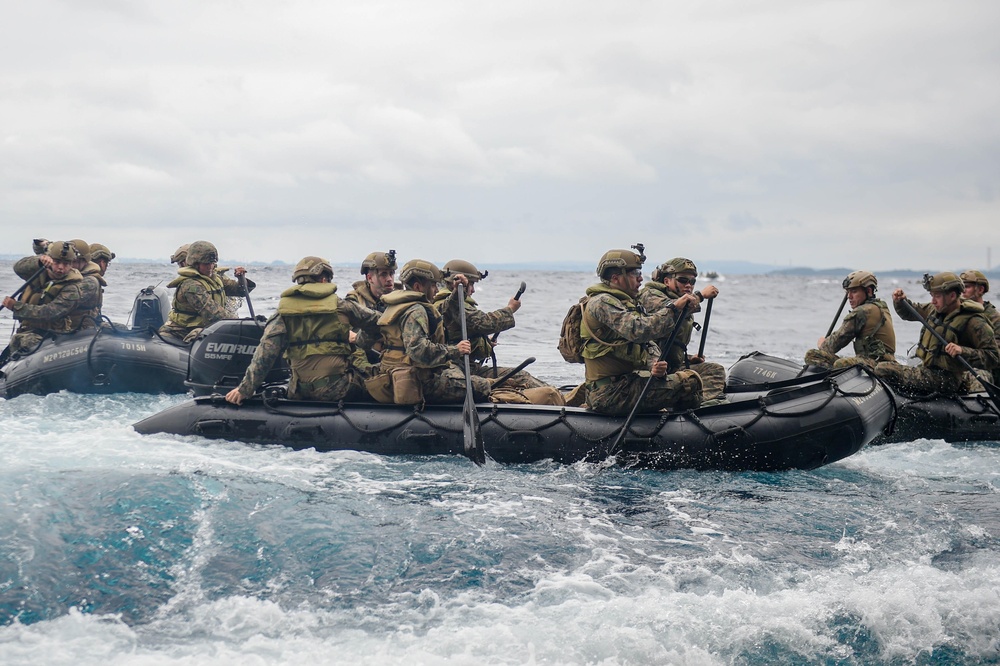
[289,371,367,402]
[5,330,45,357]
[472,364,548,390]
[803,349,881,371]
[873,362,966,395]
[157,323,201,344]
[586,369,703,416]
[422,364,493,404]
[965,369,993,393]
[680,361,726,402]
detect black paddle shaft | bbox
[490,281,526,345]
[826,292,849,339]
[458,283,486,465]
[0,264,47,313]
[611,302,691,452]
[696,296,714,358]
[237,273,257,323]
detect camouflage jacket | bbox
[821,298,895,360]
[166,271,249,331]
[584,284,672,364]
[10,263,84,332]
[896,297,1000,372]
[345,280,381,311]
[387,300,463,369]
[984,301,1000,341]
[433,287,514,365]
[637,281,700,369]
[236,299,380,398]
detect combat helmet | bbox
[89,243,115,262]
[653,257,698,282]
[360,250,398,275]
[46,241,79,262]
[842,270,877,291]
[922,272,964,294]
[186,241,219,265]
[442,259,488,282]
[597,243,646,279]
[399,259,443,285]
[960,269,989,293]
[170,244,191,265]
[69,239,91,262]
[292,256,334,283]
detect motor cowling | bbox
[186,319,289,396]
[129,286,172,331]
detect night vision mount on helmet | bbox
[922,272,964,294]
[597,243,646,278]
[361,250,398,275]
[47,241,79,262]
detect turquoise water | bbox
[1,263,998,664]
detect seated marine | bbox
[433,259,548,390]
[345,250,398,375]
[158,241,254,343]
[638,256,725,403]
[804,270,896,370]
[89,243,115,278]
[874,272,998,395]
[577,247,702,416]
[2,241,85,359]
[67,238,107,327]
[225,256,380,405]
[960,270,999,340]
[370,259,490,405]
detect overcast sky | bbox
[2,0,998,271]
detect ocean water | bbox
[1,261,999,665]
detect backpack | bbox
[557,296,589,363]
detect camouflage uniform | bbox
[158,268,251,343]
[984,302,1000,341]
[4,257,85,357]
[804,298,896,370]
[378,290,492,403]
[345,280,384,377]
[638,280,726,401]
[874,298,999,395]
[582,284,702,415]
[433,287,547,389]
[234,288,380,402]
[70,261,107,329]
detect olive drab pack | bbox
[557,296,589,363]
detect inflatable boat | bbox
[0,287,282,399]
[727,351,1000,444]
[133,364,893,471]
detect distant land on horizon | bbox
[0,255,995,278]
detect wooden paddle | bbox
[611,303,691,452]
[899,299,1000,411]
[457,283,486,465]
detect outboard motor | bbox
[186,319,289,396]
[129,286,172,331]
[726,351,821,389]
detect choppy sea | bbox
[1,261,998,665]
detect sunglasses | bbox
[674,276,697,286]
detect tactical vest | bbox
[433,288,493,364]
[377,290,446,373]
[276,282,352,360]
[166,268,228,329]
[915,300,985,374]
[18,269,84,333]
[346,280,379,310]
[851,299,895,361]
[69,262,108,329]
[581,284,649,381]
[638,281,694,371]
